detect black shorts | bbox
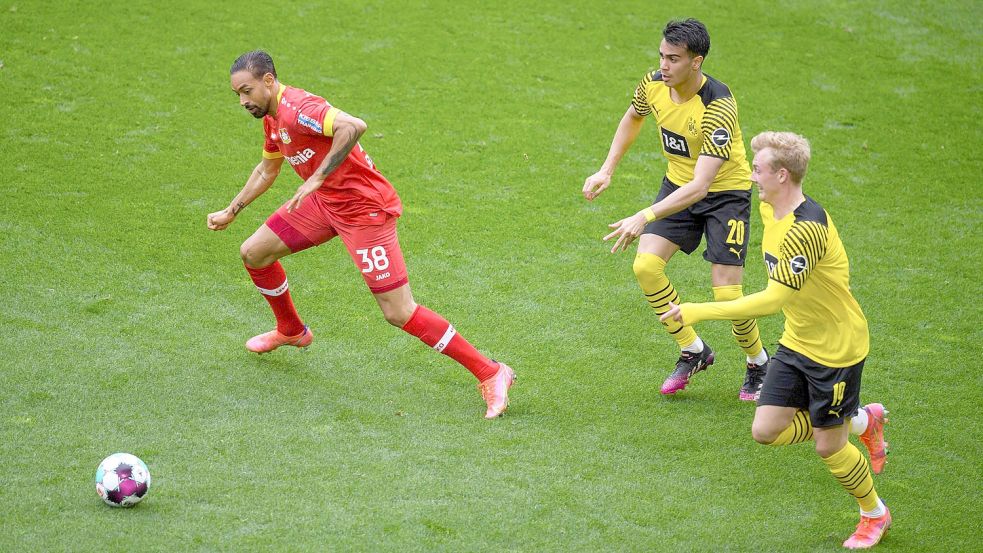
[757,345,864,428]
[644,176,751,266]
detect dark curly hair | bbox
[663,19,710,59]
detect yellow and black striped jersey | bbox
[632,72,751,192]
[761,197,869,367]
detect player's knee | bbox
[239,241,254,263]
[382,311,404,327]
[712,284,743,302]
[751,420,779,445]
[632,253,666,285]
[240,241,270,268]
[814,439,844,459]
[381,304,413,327]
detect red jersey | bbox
[262,84,402,224]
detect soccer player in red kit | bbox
[207,51,514,419]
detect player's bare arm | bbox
[286,111,368,213]
[602,154,724,253]
[583,106,646,201]
[648,154,723,216]
[207,156,284,231]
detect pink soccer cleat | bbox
[739,352,768,402]
[478,362,515,419]
[246,326,313,354]
[859,403,889,474]
[843,505,891,549]
[661,344,714,395]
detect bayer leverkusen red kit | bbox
[261,84,407,292]
[262,84,402,223]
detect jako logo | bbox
[286,148,316,165]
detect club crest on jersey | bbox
[687,116,698,136]
[286,147,316,166]
[297,113,323,134]
[789,255,808,274]
[278,128,291,144]
[711,127,731,147]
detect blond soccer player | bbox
[663,132,891,549]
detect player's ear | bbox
[691,55,704,71]
[263,73,275,87]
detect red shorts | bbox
[265,193,408,293]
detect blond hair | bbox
[750,132,811,183]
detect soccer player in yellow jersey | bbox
[663,132,891,549]
[585,19,768,398]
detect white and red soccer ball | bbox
[95,453,151,507]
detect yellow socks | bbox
[768,409,815,445]
[768,411,881,514]
[822,442,880,512]
[712,285,764,359]
[633,253,697,348]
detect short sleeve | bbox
[631,73,656,117]
[700,96,739,160]
[294,100,341,138]
[770,221,829,290]
[262,121,283,159]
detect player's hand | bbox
[583,170,612,201]
[287,175,323,213]
[603,211,647,253]
[661,301,684,324]
[207,208,236,231]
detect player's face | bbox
[751,148,785,204]
[231,71,275,118]
[658,39,703,88]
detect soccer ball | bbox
[95,453,151,507]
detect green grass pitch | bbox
[1,1,980,551]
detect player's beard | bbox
[244,103,267,118]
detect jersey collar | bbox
[275,83,286,105]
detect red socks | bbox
[244,266,494,380]
[245,261,305,336]
[401,305,498,381]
